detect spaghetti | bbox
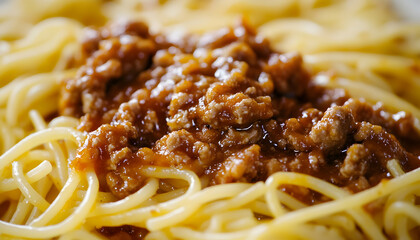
[0,0,419,240]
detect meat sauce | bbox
[60,20,420,239]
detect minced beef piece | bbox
[64,20,420,209]
[340,144,369,179]
[213,144,261,184]
[309,105,354,153]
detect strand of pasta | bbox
[14,149,64,189]
[25,177,53,225]
[306,53,420,106]
[148,188,187,204]
[305,52,418,73]
[11,160,50,211]
[387,159,405,177]
[384,202,420,232]
[47,116,80,160]
[0,159,51,192]
[259,170,420,238]
[0,172,98,239]
[88,167,202,227]
[170,166,420,240]
[93,192,117,203]
[8,175,52,226]
[29,172,80,227]
[92,167,420,239]
[139,166,201,210]
[18,150,53,164]
[263,23,420,54]
[147,182,266,231]
[265,182,286,217]
[200,182,266,215]
[76,191,116,203]
[90,181,252,226]
[315,214,357,233]
[0,76,25,107]
[91,178,159,217]
[30,110,68,187]
[0,127,83,171]
[383,184,420,234]
[48,116,80,129]
[172,169,387,239]
[25,81,58,106]
[0,18,81,85]
[314,75,420,121]
[9,196,32,225]
[0,120,18,153]
[247,201,272,217]
[6,73,59,126]
[208,209,250,229]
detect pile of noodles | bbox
[0,0,419,239]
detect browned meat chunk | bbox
[340,144,369,178]
[214,145,260,184]
[309,106,354,152]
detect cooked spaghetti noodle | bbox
[0,0,419,240]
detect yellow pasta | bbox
[0,0,419,239]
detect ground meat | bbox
[153,129,217,174]
[219,125,262,148]
[265,52,309,97]
[61,21,158,131]
[340,144,369,179]
[309,105,354,153]
[213,144,260,184]
[62,20,420,238]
